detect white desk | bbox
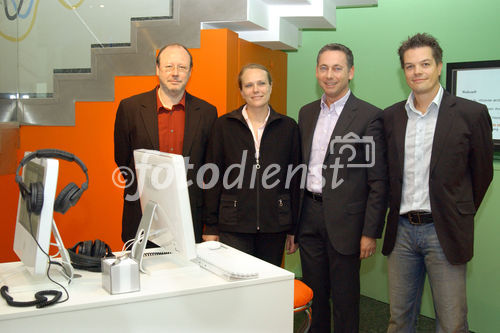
[0,249,294,332]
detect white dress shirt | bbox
[242,105,270,162]
[306,91,350,193]
[400,86,444,214]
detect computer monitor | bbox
[13,156,59,276]
[131,149,197,271]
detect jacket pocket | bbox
[277,194,292,226]
[219,194,239,225]
[346,201,365,214]
[456,201,476,215]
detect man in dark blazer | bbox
[114,43,217,244]
[383,33,493,332]
[297,43,388,333]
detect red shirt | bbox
[157,87,185,154]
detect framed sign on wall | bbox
[446,60,500,151]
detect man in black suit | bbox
[383,33,493,332]
[297,43,388,332]
[114,43,217,244]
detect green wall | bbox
[285,0,500,331]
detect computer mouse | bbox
[200,240,222,250]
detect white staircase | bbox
[202,0,377,50]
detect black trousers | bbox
[299,195,360,333]
[219,231,287,267]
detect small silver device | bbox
[102,254,140,294]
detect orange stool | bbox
[294,279,313,333]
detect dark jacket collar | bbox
[226,104,285,125]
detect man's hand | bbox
[360,236,376,259]
[202,234,219,242]
[286,234,299,254]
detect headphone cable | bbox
[27,212,70,304]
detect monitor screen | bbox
[133,149,197,262]
[13,156,59,276]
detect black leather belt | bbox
[402,211,433,225]
[305,190,322,202]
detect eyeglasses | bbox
[161,64,190,73]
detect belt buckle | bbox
[313,192,322,201]
[307,191,321,202]
[408,212,423,225]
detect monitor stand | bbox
[130,200,198,275]
[131,200,157,273]
[52,219,75,281]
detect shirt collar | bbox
[320,90,351,115]
[405,85,443,117]
[157,86,186,113]
[242,105,270,128]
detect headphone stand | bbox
[51,219,75,281]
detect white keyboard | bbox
[195,243,259,281]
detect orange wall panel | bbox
[18,99,122,253]
[188,29,240,116]
[0,174,20,262]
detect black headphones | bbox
[15,149,89,215]
[67,239,114,272]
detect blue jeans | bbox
[387,216,468,333]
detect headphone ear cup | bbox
[92,239,105,258]
[29,182,44,215]
[80,240,93,257]
[54,183,80,214]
